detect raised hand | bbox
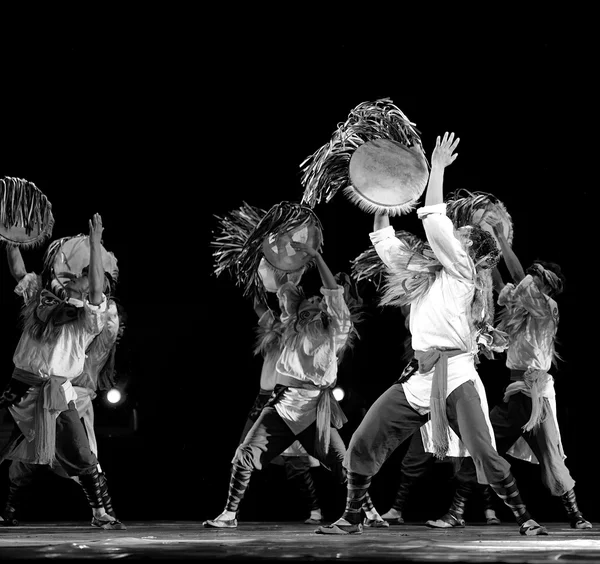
[431,132,460,169]
[89,213,104,245]
[488,217,505,237]
[291,240,318,258]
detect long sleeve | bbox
[418,203,474,282]
[369,225,404,271]
[321,285,352,352]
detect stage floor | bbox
[1,521,600,562]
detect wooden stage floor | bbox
[1,520,600,562]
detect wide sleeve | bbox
[82,293,108,336]
[418,203,474,281]
[276,280,303,325]
[14,272,41,305]
[92,299,120,350]
[369,225,404,271]
[501,275,556,318]
[321,284,352,350]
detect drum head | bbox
[261,218,322,273]
[0,177,55,247]
[348,139,429,215]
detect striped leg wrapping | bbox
[98,472,116,517]
[342,473,372,525]
[79,468,104,509]
[490,475,530,526]
[225,463,253,513]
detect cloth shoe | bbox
[0,508,18,527]
[315,521,363,535]
[363,517,390,528]
[203,516,238,529]
[381,509,404,525]
[426,513,465,528]
[486,516,501,525]
[91,516,127,530]
[304,517,322,525]
[571,517,592,530]
[519,519,548,536]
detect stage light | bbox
[106,388,123,405]
[332,386,345,402]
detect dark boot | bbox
[79,467,126,530]
[0,505,19,527]
[561,489,592,529]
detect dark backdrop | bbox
[0,12,595,525]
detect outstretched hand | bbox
[89,213,103,245]
[488,217,505,237]
[431,132,460,169]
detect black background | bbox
[0,11,596,525]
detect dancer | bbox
[485,219,590,529]
[316,132,547,536]
[238,279,324,525]
[1,298,127,529]
[0,214,121,529]
[203,241,385,529]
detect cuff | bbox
[417,203,447,219]
[369,225,396,245]
[321,284,344,297]
[85,293,107,311]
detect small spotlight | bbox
[106,388,123,405]
[332,386,345,402]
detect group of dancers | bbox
[206,121,590,537]
[0,179,127,529]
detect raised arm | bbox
[491,266,505,293]
[88,213,105,305]
[490,219,525,284]
[373,211,390,232]
[6,245,27,282]
[424,132,460,206]
[290,242,337,290]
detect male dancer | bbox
[1,298,127,529]
[238,282,324,525]
[316,132,547,536]
[203,242,385,529]
[0,214,120,529]
[486,220,590,529]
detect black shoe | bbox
[0,508,19,527]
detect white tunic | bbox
[371,204,494,456]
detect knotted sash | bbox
[11,367,68,465]
[503,368,551,432]
[267,381,347,460]
[414,348,463,459]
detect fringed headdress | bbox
[299,98,429,216]
[210,201,267,282]
[446,188,514,247]
[351,229,437,301]
[236,201,323,305]
[0,176,55,249]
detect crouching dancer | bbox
[203,242,383,528]
[316,132,547,536]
